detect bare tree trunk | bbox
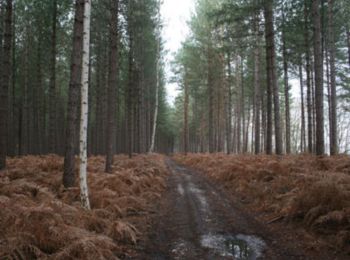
[105,0,119,172]
[299,61,306,153]
[48,0,57,153]
[79,0,91,209]
[183,70,189,155]
[226,52,232,154]
[264,0,282,154]
[150,0,160,153]
[127,5,134,158]
[208,48,214,153]
[254,13,261,155]
[0,0,12,169]
[63,0,84,188]
[328,0,337,155]
[304,0,313,153]
[347,26,350,68]
[312,0,325,155]
[282,8,291,154]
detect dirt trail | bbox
[140,159,333,259]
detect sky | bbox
[161,0,195,105]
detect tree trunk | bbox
[282,9,291,154]
[79,0,91,210]
[312,0,325,155]
[299,60,306,153]
[346,26,350,68]
[208,48,214,153]
[48,0,57,153]
[328,0,337,155]
[63,0,84,188]
[127,5,134,158]
[183,70,189,155]
[0,0,12,169]
[105,0,119,172]
[254,19,261,155]
[149,1,160,154]
[264,0,282,154]
[226,52,232,154]
[304,0,313,153]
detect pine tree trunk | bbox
[0,0,12,169]
[105,0,119,172]
[312,0,325,155]
[226,52,232,154]
[304,0,313,153]
[264,0,282,154]
[208,48,214,153]
[299,61,306,153]
[347,26,350,68]
[79,0,91,209]
[254,21,261,154]
[63,0,84,188]
[127,8,134,158]
[328,0,337,155]
[282,9,291,154]
[183,71,189,155]
[149,1,160,153]
[48,0,57,153]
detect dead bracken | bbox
[0,154,168,259]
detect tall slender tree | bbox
[264,0,282,155]
[0,0,12,169]
[79,0,91,209]
[63,0,84,188]
[312,0,325,155]
[105,0,119,172]
[48,0,57,153]
[328,0,337,155]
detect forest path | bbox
[141,158,305,260]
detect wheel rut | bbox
[141,158,305,259]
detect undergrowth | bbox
[0,154,167,259]
[174,153,350,252]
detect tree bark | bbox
[63,0,84,188]
[328,0,337,155]
[312,0,325,155]
[346,26,350,68]
[254,16,261,155]
[105,0,119,172]
[0,0,12,169]
[79,0,91,209]
[208,47,214,153]
[304,0,313,153]
[149,0,160,154]
[299,60,306,153]
[282,9,291,154]
[226,52,232,154]
[48,0,57,153]
[264,0,282,154]
[127,4,134,158]
[183,70,189,155]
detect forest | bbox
[0,0,349,259]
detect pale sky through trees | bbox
[161,0,195,105]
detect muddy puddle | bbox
[201,233,266,259]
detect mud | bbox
[139,159,344,259]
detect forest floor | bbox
[1,154,349,259]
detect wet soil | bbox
[138,159,345,259]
